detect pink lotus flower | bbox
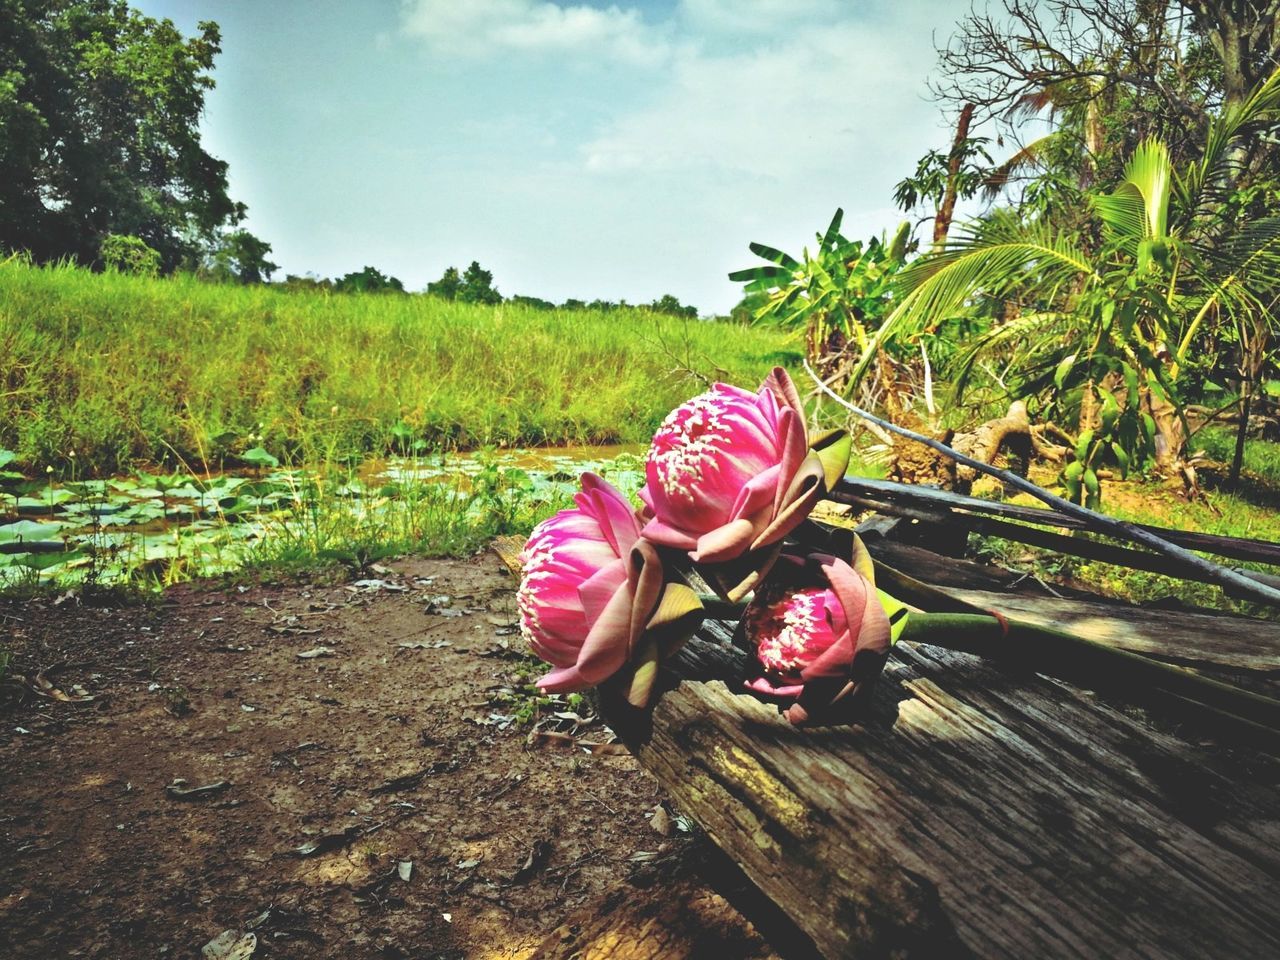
[639,367,849,600]
[743,540,893,726]
[517,472,702,705]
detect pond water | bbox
[0,445,647,588]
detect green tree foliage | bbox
[460,260,501,304]
[509,294,555,310]
[99,233,160,276]
[197,229,278,284]
[0,0,245,269]
[646,294,698,318]
[884,69,1280,486]
[280,274,333,293]
[335,266,405,294]
[934,1,1280,219]
[427,261,502,303]
[427,266,461,299]
[894,133,993,233]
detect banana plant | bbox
[728,210,912,387]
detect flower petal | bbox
[771,406,809,518]
[639,515,699,551]
[745,676,805,699]
[537,663,588,693]
[692,519,757,565]
[761,366,804,419]
[578,558,628,626]
[572,585,634,685]
[578,472,641,555]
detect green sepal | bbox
[623,639,662,708]
[810,428,852,492]
[877,588,911,645]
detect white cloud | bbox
[581,20,941,182]
[388,1,955,310]
[677,0,847,35]
[400,0,672,66]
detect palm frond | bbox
[1177,65,1280,223]
[1092,182,1147,241]
[982,135,1052,201]
[949,311,1075,399]
[843,217,1094,392]
[820,208,845,249]
[1174,216,1280,361]
[1123,138,1171,239]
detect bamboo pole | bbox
[803,360,1280,608]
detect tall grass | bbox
[0,259,792,473]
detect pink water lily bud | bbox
[743,541,892,726]
[639,367,849,601]
[517,472,702,705]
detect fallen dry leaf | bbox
[649,804,672,837]
[202,930,256,960]
[166,779,230,801]
[581,740,628,756]
[512,839,551,883]
[291,824,364,857]
[529,730,576,749]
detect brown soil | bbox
[0,555,777,959]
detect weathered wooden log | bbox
[615,635,1280,959]
[494,536,1280,958]
[941,587,1280,674]
[529,839,797,960]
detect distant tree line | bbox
[279,260,700,316]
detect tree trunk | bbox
[951,400,1032,492]
[1141,384,1186,473]
[933,103,975,247]
[1230,378,1253,491]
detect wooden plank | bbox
[832,477,1280,566]
[623,637,1280,959]
[945,588,1280,675]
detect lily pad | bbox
[241,446,280,469]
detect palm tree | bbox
[852,67,1280,493]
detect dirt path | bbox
[0,555,772,959]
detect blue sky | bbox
[138,1,964,312]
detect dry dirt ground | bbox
[0,554,781,959]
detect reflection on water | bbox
[0,445,646,588]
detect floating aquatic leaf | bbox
[241,447,280,469]
[0,519,64,542]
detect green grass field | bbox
[0,259,793,474]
